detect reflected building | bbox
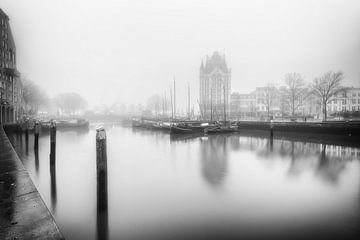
[200,135,228,188]
[234,135,357,185]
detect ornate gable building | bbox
[0,8,22,124]
[199,51,231,120]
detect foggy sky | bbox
[2,0,360,111]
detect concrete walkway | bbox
[0,126,64,239]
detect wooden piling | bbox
[270,120,274,139]
[96,127,108,212]
[34,122,41,150]
[50,121,56,167]
[25,120,29,142]
[96,127,107,175]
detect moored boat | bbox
[204,126,237,134]
[170,125,193,134]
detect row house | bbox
[328,88,360,113]
[0,8,23,124]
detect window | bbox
[352,93,356,97]
[342,100,347,105]
[352,106,356,111]
[352,99,356,104]
[334,99,337,104]
[358,99,360,104]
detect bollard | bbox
[34,121,41,150]
[25,120,29,142]
[96,127,107,176]
[96,127,108,212]
[270,120,274,139]
[50,121,57,167]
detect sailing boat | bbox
[204,85,237,134]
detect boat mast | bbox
[210,87,213,122]
[224,85,226,124]
[164,91,167,117]
[170,87,173,119]
[188,82,190,120]
[173,77,176,120]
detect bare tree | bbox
[284,73,308,117]
[278,87,288,118]
[263,83,277,119]
[311,71,345,121]
[54,92,88,115]
[22,78,49,114]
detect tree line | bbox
[21,78,88,115]
[261,71,345,121]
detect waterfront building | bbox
[199,51,231,120]
[230,92,256,118]
[254,87,280,117]
[328,87,360,114]
[230,86,360,119]
[0,8,22,124]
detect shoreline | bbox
[0,126,64,240]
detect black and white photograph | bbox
[1,0,360,239]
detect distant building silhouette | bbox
[0,8,22,124]
[199,51,231,120]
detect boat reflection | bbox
[96,164,108,240]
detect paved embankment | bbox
[0,126,64,239]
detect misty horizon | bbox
[2,0,360,110]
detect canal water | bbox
[8,124,360,240]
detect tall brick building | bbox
[0,8,22,124]
[199,51,231,120]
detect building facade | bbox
[199,51,231,120]
[230,86,360,119]
[328,88,360,114]
[0,8,22,124]
[230,92,256,118]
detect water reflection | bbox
[34,149,39,174]
[7,126,360,240]
[50,165,57,213]
[317,144,347,185]
[200,135,228,189]
[25,133,29,156]
[96,167,108,240]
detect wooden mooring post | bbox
[25,119,29,142]
[50,121,56,167]
[96,127,107,176]
[34,121,41,150]
[270,120,274,139]
[96,127,108,212]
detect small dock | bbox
[0,126,64,239]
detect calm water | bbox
[8,124,360,240]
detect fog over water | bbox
[2,0,360,109]
[8,125,360,239]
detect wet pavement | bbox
[0,126,64,240]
